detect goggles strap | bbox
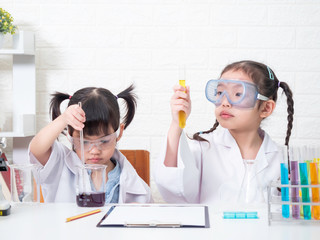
[257,94,269,101]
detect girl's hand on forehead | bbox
[170,84,191,126]
[62,104,86,131]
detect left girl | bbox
[29,85,152,203]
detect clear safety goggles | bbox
[205,79,269,108]
[69,130,118,152]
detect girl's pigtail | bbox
[279,81,294,146]
[49,92,70,121]
[192,120,220,142]
[116,84,137,129]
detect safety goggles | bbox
[205,79,269,108]
[70,131,118,152]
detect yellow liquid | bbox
[310,162,320,220]
[316,158,320,183]
[179,80,186,129]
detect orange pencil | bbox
[66,209,101,222]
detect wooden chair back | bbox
[120,149,150,186]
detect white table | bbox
[0,203,319,240]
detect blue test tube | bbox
[281,163,290,218]
[289,146,300,219]
[299,161,311,220]
[280,146,290,218]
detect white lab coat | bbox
[153,128,281,204]
[29,141,153,203]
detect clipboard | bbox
[96,205,210,228]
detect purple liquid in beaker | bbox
[76,192,105,207]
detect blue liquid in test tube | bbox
[299,162,311,220]
[281,163,290,218]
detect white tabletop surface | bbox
[1,202,319,240]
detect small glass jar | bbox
[10,164,40,203]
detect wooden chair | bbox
[36,149,150,202]
[120,149,150,186]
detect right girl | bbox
[153,60,294,204]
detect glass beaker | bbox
[10,164,40,203]
[76,164,107,207]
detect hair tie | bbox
[115,95,118,100]
[267,66,274,81]
[199,131,203,135]
[278,81,281,88]
[69,95,72,100]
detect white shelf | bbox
[0,31,36,163]
[0,48,34,55]
[0,114,35,137]
[0,31,35,55]
[0,132,33,137]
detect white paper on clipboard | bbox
[97,205,210,228]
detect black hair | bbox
[49,84,137,137]
[193,60,294,146]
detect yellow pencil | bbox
[66,209,101,222]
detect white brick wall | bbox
[1,0,320,203]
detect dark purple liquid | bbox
[290,161,300,219]
[76,192,105,207]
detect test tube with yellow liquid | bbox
[179,80,186,129]
[310,162,320,220]
[317,158,320,186]
[178,65,186,129]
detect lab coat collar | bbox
[217,128,239,149]
[254,130,279,175]
[217,128,278,176]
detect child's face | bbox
[214,70,263,131]
[72,129,118,166]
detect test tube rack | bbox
[268,181,320,225]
